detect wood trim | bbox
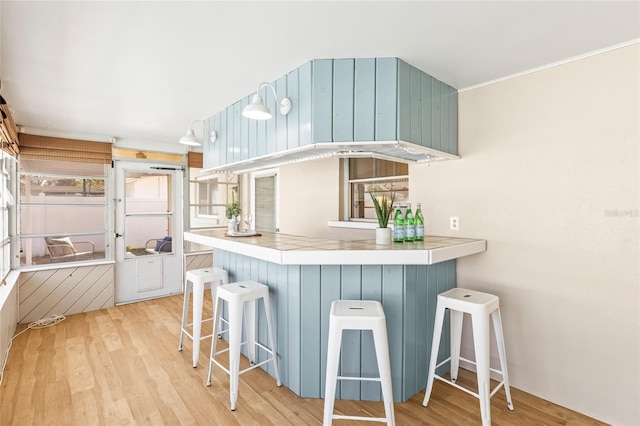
[188,152,203,168]
[0,97,20,155]
[18,134,112,164]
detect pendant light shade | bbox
[179,128,201,146]
[242,82,292,120]
[243,94,273,120]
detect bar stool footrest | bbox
[333,414,389,423]
[433,355,508,400]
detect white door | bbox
[114,161,183,304]
[251,169,278,232]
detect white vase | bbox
[375,227,392,245]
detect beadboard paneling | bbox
[19,263,114,324]
[185,252,213,271]
[204,58,458,170]
[213,248,456,402]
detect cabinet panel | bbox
[332,59,355,142]
[354,58,376,141]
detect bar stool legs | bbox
[206,280,281,411]
[323,300,395,426]
[423,288,514,426]
[178,267,228,367]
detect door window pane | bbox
[124,172,173,257]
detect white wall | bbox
[279,157,372,240]
[410,44,639,425]
[276,44,639,425]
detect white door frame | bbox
[114,160,184,304]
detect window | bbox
[18,159,108,266]
[346,158,408,222]
[188,168,239,229]
[0,152,16,279]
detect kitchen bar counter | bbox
[184,229,486,403]
[184,229,486,265]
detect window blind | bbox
[18,134,112,164]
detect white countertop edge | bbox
[185,232,283,263]
[184,231,486,266]
[429,240,487,264]
[327,220,379,230]
[282,249,431,265]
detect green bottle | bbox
[404,205,415,241]
[393,207,405,243]
[415,203,424,241]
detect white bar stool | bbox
[323,300,395,426]
[178,267,228,367]
[423,288,514,426]
[206,280,281,411]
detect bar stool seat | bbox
[206,280,281,411]
[423,288,514,426]
[323,300,395,426]
[178,267,228,367]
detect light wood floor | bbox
[1,293,606,425]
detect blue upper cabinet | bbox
[204,58,458,170]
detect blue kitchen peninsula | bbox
[184,229,486,402]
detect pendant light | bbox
[242,82,291,120]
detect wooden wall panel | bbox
[19,264,115,324]
[354,58,376,142]
[286,69,300,150]
[213,248,457,403]
[202,57,458,170]
[275,76,288,153]
[297,61,313,147]
[421,72,433,148]
[375,58,399,141]
[332,59,355,142]
[312,59,334,143]
[397,59,412,142]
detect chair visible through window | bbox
[44,236,96,262]
[145,236,172,254]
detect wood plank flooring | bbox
[1,293,606,425]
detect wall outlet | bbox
[450,216,459,231]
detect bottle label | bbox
[406,225,416,239]
[416,224,424,237]
[394,226,405,240]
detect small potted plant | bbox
[226,195,242,233]
[368,189,395,245]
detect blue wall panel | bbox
[332,59,355,142]
[312,60,334,143]
[361,265,383,400]
[286,69,300,150]
[275,76,288,153]
[239,97,249,161]
[339,265,362,400]
[410,66,423,145]
[421,73,433,149]
[375,58,398,141]
[397,60,412,142]
[431,79,442,152]
[202,57,458,170]
[382,265,403,402]
[300,265,322,396]
[354,58,376,142]
[212,250,456,402]
[298,61,313,147]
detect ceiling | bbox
[1,1,638,151]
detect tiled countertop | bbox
[184,229,486,265]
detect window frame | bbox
[344,158,409,223]
[18,163,110,268]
